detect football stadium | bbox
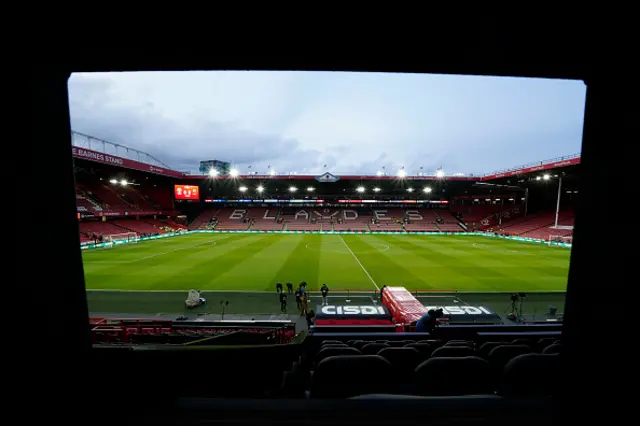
[72,120,576,397]
[76,131,577,325]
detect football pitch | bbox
[82,233,570,315]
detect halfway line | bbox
[338,235,380,290]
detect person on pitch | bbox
[300,290,309,316]
[320,283,329,306]
[276,282,283,293]
[279,291,288,313]
[286,281,293,294]
[294,286,302,311]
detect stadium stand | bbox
[214,208,251,230]
[333,208,372,231]
[370,208,405,232]
[250,208,285,231]
[189,207,219,230]
[403,209,439,232]
[488,210,574,239]
[283,208,323,231]
[279,333,560,399]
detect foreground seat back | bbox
[414,356,493,396]
[488,345,531,370]
[432,346,476,358]
[500,353,560,396]
[361,342,390,355]
[315,346,361,365]
[310,355,393,398]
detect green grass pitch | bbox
[82,234,570,315]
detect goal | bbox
[548,226,573,246]
[105,232,139,245]
[549,235,572,245]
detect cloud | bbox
[68,72,586,176]
[68,74,332,174]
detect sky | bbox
[68,71,586,176]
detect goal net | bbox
[548,226,573,245]
[104,232,138,246]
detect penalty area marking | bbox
[471,242,529,256]
[338,235,380,291]
[84,237,229,264]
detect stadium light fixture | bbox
[536,176,542,181]
[397,169,407,178]
[406,187,414,193]
[109,179,118,184]
[307,187,315,192]
[356,186,365,193]
[376,171,383,176]
[256,185,264,193]
[239,186,248,192]
[373,187,381,192]
[289,186,297,192]
[229,169,239,177]
[209,168,218,177]
[423,187,432,193]
[435,169,445,178]
[269,169,276,176]
[543,174,551,180]
[120,179,128,186]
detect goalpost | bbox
[104,232,139,247]
[548,225,573,246]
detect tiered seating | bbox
[286,221,322,231]
[87,184,135,211]
[119,186,157,210]
[112,219,166,235]
[311,208,341,228]
[79,221,127,238]
[519,212,574,240]
[334,209,372,231]
[436,210,464,232]
[455,204,525,230]
[281,336,560,399]
[371,208,405,232]
[250,208,284,231]
[404,209,440,232]
[189,208,219,230]
[139,185,173,209]
[214,208,251,231]
[497,211,572,239]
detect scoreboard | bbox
[174,185,200,200]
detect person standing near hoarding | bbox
[320,283,329,306]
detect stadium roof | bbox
[71,130,580,182]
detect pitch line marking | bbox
[133,237,228,262]
[84,237,229,264]
[305,241,390,254]
[338,235,380,291]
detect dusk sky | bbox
[68,71,586,176]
